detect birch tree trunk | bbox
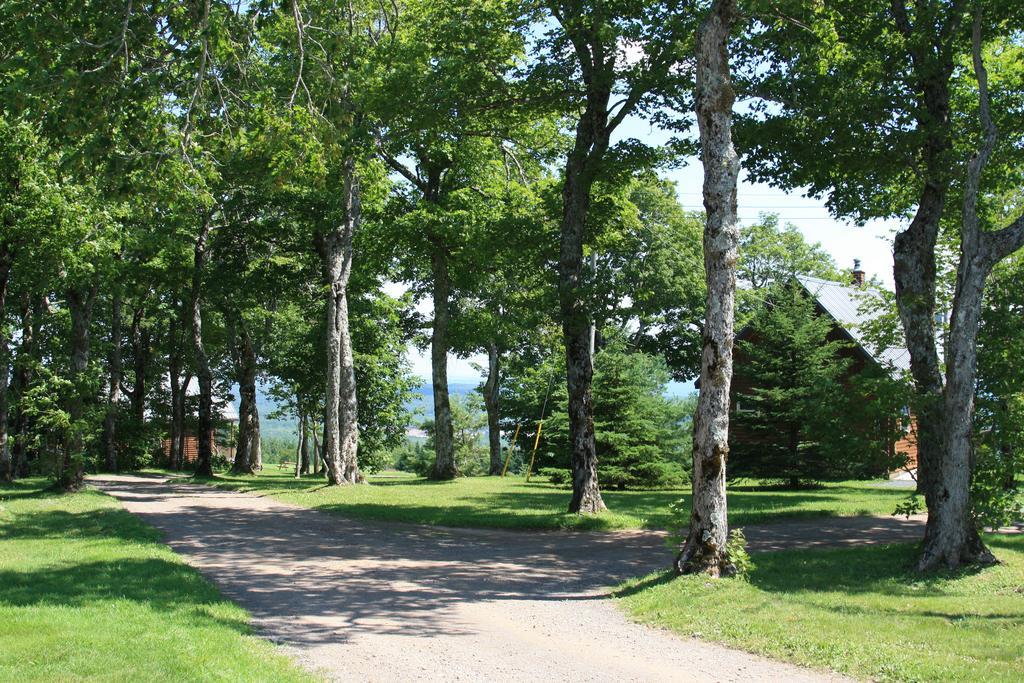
[191,217,215,477]
[251,397,262,472]
[335,285,358,481]
[429,240,457,479]
[483,343,502,475]
[177,373,192,470]
[318,160,363,485]
[58,282,97,491]
[675,0,740,577]
[101,291,122,472]
[294,416,302,477]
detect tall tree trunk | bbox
[168,314,186,471]
[11,295,36,477]
[335,285,357,480]
[128,305,149,427]
[294,412,304,477]
[101,291,122,472]
[676,0,740,577]
[560,122,607,514]
[0,244,11,481]
[317,159,363,485]
[231,325,259,475]
[922,254,995,569]
[894,184,946,503]
[313,423,324,476]
[58,283,97,491]
[483,343,502,475]
[429,240,457,480]
[191,216,214,477]
[251,404,262,471]
[915,17,1022,569]
[175,372,192,471]
[887,2,971,570]
[169,360,182,469]
[300,413,312,475]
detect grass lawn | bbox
[169,468,911,532]
[616,535,1024,682]
[0,478,312,683]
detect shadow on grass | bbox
[1,478,73,502]
[0,506,162,544]
[613,571,676,598]
[308,500,628,531]
[1,493,253,637]
[747,534,1023,601]
[0,556,230,611]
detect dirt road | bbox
[90,474,905,682]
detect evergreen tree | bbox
[731,283,906,486]
[532,334,690,489]
[730,284,852,487]
[589,337,689,489]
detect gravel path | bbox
[88,474,922,683]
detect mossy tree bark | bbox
[676,0,740,577]
[916,12,1022,570]
[318,159,363,485]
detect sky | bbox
[402,117,908,386]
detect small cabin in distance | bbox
[160,379,239,464]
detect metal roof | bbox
[795,275,913,374]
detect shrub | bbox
[538,467,569,486]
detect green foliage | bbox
[974,253,1024,528]
[537,467,569,486]
[893,494,924,520]
[393,441,432,476]
[590,176,706,380]
[589,337,690,489]
[736,214,845,326]
[725,529,755,578]
[260,436,297,465]
[971,448,1023,530]
[420,394,490,477]
[510,333,691,489]
[731,283,907,486]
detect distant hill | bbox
[239,379,481,441]
[245,377,691,443]
[405,380,480,423]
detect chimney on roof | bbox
[852,259,866,287]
